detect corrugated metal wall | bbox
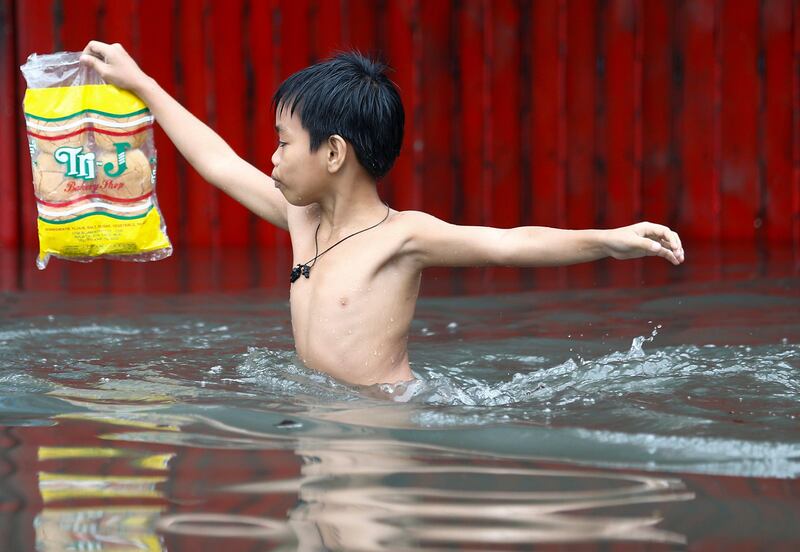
[2,0,799,252]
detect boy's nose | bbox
[270,149,279,166]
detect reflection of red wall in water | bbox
[2,0,798,251]
[0,419,301,551]
[3,421,800,550]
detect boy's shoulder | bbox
[285,204,434,234]
[386,210,442,243]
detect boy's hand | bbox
[604,222,684,265]
[79,41,150,94]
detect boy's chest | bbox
[287,228,418,332]
[288,237,393,311]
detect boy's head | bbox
[272,52,404,182]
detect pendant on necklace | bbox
[290,264,311,283]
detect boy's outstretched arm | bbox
[79,41,288,230]
[400,211,685,269]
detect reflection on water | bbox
[226,444,693,549]
[35,507,164,552]
[29,410,692,551]
[1,256,798,549]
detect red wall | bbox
[2,0,799,250]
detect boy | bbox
[79,41,684,388]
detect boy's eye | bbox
[278,141,287,148]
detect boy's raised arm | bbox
[401,211,685,269]
[79,41,288,230]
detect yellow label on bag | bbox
[37,207,171,262]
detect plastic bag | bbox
[21,51,171,269]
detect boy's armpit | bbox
[397,211,506,269]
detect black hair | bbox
[272,51,404,180]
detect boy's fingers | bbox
[648,224,684,258]
[642,238,679,264]
[79,53,104,75]
[651,223,677,250]
[82,40,111,61]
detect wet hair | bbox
[272,51,404,180]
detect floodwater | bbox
[0,242,798,550]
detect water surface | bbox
[0,248,798,550]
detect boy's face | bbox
[271,107,328,205]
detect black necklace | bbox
[290,203,391,283]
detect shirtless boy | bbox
[80,42,685,388]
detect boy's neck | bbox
[317,175,385,234]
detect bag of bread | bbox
[21,51,171,269]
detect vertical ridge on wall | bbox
[793,0,800,250]
[344,0,379,54]
[594,0,608,229]
[457,0,484,226]
[0,0,18,250]
[16,0,55,252]
[488,0,520,230]
[529,0,562,230]
[280,0,311,78]
[720,0,759,241]
[419,0,454,222]
[385,0,417,211]
[179,0,215,250]
[678,0,719,240]
[605,0,641,229]
[518,0,531,229]
[309,0,343,62]
[61,0,101,51]
[170,0,189,251]
[451,0,465,224]
[478,0,492,229]
[763,0,793,243]
[642,0,675,228]
[211,0,249,251]
[566,0,597,231]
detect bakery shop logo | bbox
[53,142,131,181]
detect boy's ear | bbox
[326,134,347,174]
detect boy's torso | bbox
[286,205,421,385]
